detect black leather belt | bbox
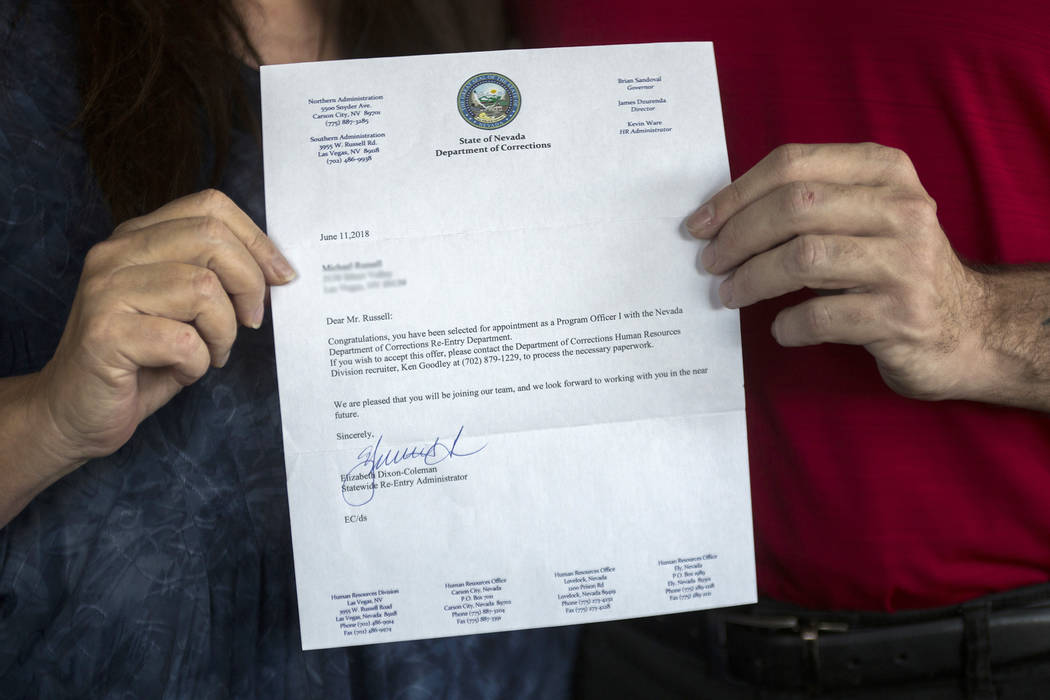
[703,583,1050,692]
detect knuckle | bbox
[890,194,939,232]
[791,234,827,276]
[785,180,817,217]
[914,194,939,221]
[771,143,807,181]
[862,141,892,158]
[83,239,119,272]
[883,146,919,180]
[171,325,202,355]
[196,215,229,246]
[173,332,209,380]
[191,268,223,300]
[196,188,232,214]
[884,145,911,166]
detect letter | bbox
[263,42,752,649]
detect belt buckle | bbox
[721,612,850,691]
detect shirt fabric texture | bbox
[515,0,1050,612]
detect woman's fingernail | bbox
[250,303,264,329]
[686,203,714,234]
[272,256,297,283]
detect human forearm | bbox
[963,264,1050,411]
[0,372,84,527]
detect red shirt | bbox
[515,0,1050,611]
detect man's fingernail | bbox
[718,278,734,307]
[701,243,717,270]
[272,256,297,283]
[686,203,714,234]
[218,348,232,368]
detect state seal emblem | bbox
[458,72,521,130]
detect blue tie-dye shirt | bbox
[0,2,578,697]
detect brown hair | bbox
[71,0,505,223]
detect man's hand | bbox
[0,189,296,525]
[685,142,1050,409]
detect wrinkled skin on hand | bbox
[687,142,991,402]
[36,189,296,468]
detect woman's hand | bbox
[1,189,295,524]
[685,143,1050,406]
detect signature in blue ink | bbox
[341,426,485,507]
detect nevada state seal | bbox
[458,72,521,130]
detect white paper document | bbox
[261,42,755,650]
